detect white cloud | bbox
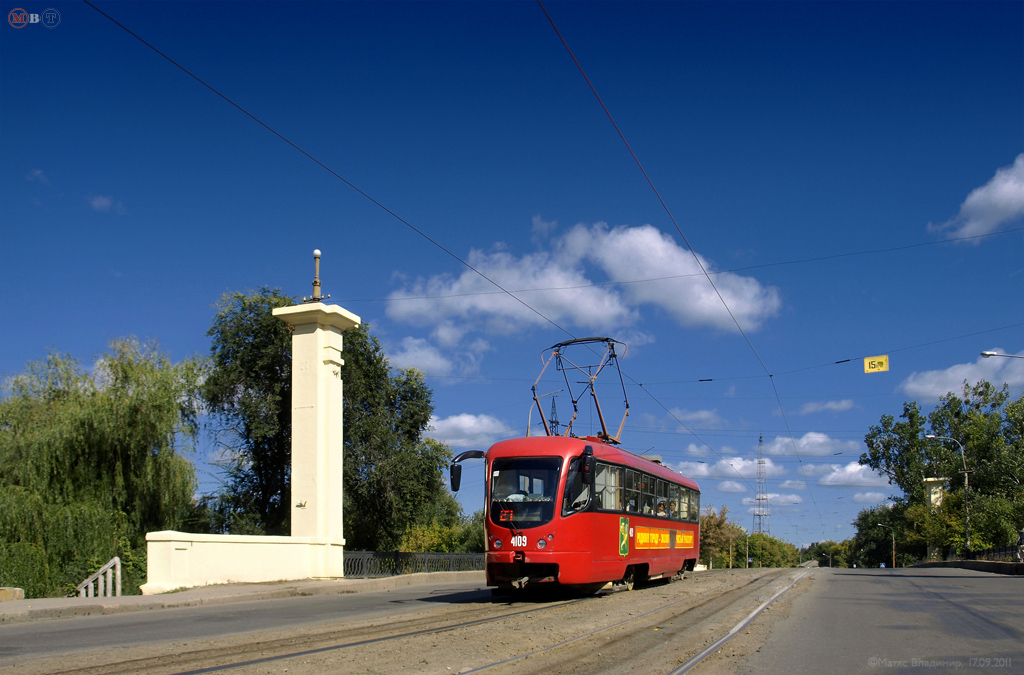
[900,350,1024,401]
[670,408,726,429]
[674,456,784,481]
[387,246,637,335]
[741,493,802,506]
[853,492,890,504]
[685,443,709,456]
[797,399,854,415]
[426,413,515,449]
[929,154,1024,239]
[763,432,862,457]
[779,480,806,490]
[717,480,747,493]
[560,222,781,332]
[27,168,49,184]
[386,221,780,336]
[531,214,558,244]
[798,463,838,478]
[388,337,453,375]
[89,194,126,214]
[817,462,890,487]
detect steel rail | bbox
[667,570,809,675]
[161,596,590,675]
[458,571,780,673]
[87,572,785,675]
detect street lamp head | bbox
[981,351,997,358]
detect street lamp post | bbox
[877,523,895,569]
[926,434,971,555]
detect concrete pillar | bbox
[923,477,948,561]
[272,302,360,574]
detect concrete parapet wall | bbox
[141,530,345,595]
[0,588,25,602]
[914,560,1024,575]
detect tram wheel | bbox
[622,567,635,591]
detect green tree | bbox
[202,287,294,535]
[861,401,931,504]
[201,288,457,550]
[341,325,455,550]
[747,533,799,568]
[848,504,927,567]
[699,505,746,568]
[860,381,1024,557]
[0,339,201,596]
[804,540,851,568]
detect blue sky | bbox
[3,1,1022,546]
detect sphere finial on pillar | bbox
[303,249,331,303]
[312,249,322,302]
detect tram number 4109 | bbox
[510,535,528,547]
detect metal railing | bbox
[966,546,1022,562]
[343,551,484,578]
[77,556,121,598]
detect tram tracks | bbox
[471,569,802,675]
[21,598,586,675]
[15,569,807,675]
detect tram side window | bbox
[655,479,669,516]
[595,463,623,511]
[641,476,656,514]
[668,484,680,520]
[680,488,699,521]
[624,469,641,512]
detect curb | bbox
[0,571,486,625]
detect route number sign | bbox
[864,355,889,373]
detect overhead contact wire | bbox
[82,0,578,342]
[538,0,825,536]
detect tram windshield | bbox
[490,457,561,528]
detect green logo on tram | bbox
[619,517,629,556]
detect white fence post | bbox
[76,557,121,599]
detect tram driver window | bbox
[562,457,590,514]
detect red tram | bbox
[451,435,700,592]
[451,337,701,592]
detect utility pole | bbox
[753,434,770,537]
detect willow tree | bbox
[0,339,202,597]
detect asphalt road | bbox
[0,581,490,665]
[736,567,1023,675]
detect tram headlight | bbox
[537,538,547,549]
[494,539,502,549]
